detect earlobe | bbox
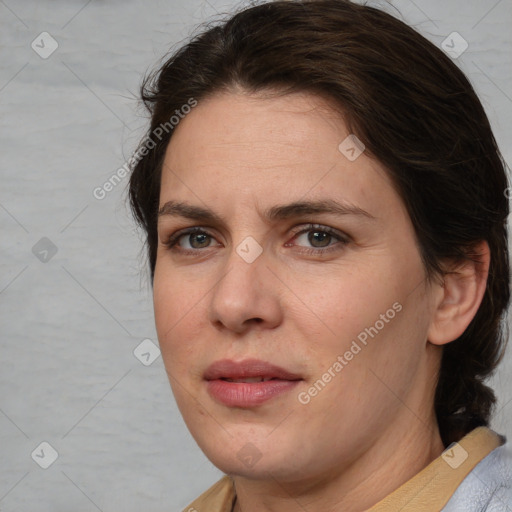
[427,241,490,346]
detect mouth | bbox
[204,358,302,381]
[204,358,303,407]
[221,377,277,383]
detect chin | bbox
[196,432,306,480]
[207,450,297,480]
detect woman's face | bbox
[153,90,441,482]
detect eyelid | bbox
[288,223,348,242]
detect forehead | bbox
[166,90,346,166]
[159,91,400,220]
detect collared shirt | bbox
[182,426,510,511]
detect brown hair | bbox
[128,0,510,446]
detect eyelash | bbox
[161,224,349,257]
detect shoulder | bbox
[442,442,512,511]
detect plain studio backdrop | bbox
[0,0,511,510]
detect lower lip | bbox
[206,379,300,407]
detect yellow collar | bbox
[368,426,504,511]
[183,426,504,512]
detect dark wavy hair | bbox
[128,0,510,446]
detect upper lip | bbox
[204,358,302,381]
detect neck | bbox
[232,417,445,512]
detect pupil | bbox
[191,233,209,248]
[309,231,330,247]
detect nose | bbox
[208,243,283,334]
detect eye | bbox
[161,223,349,257]
[162,227,217,252]
[288,224,349,254]
[295,230,333,248]
[180,231,212,249]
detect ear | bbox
[427,241,490,346]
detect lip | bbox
[204,358,302,407]
[204,358,302,381]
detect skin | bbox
[153,90,489,512]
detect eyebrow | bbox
[157,199,375,224]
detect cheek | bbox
[296,257,426,380]
[153,261,206,330]
[153,267,202,373]
[298,304,427,440]
[297,265,398,343]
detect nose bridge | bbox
[208,236,280,330]
[217,237,266,297]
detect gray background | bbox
[1,0,511,510]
